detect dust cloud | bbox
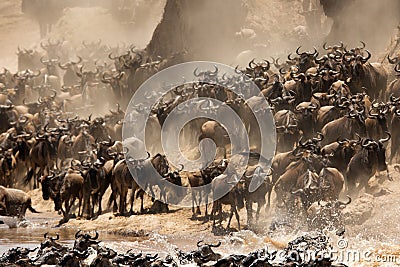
[48,1,165,49]
[321,0,400,56]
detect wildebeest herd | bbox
[0,230,348,267]
[0,39,400,235]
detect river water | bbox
[1,204,400,266]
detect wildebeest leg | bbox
[92,193,99,218]
[58,159,64,170]
[218,202,223,225]
[139,193,144,214]
[227,208,234,229]
[390,138,398,164]
[234,205,241,230]
[256,203,262,224]
[135,189,145,213]
[205,192,210,219]
[346,175,358,197]
[191,191,196,215]
[211,201,218,227]
[197,193,202,215]
[77,196,82,220]
[129,188,135,215]
[246,200,253,227]
[64,198,70,221]
[266,188,272,213]
[96,193,103,217]
[119,188,127,215]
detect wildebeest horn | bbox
[296,46,302,55]
[387,55,399,64]
[395,64,400,73]
[312,93,322,100]
[72,56,82,65]
[313,132,324,142]
[40,41,47,50]
[311,47,318,57]
[234,65,242,74]
[75,230,83,239]
[50,89,57,99]
[108,52,118,60]
[368,108,379,118]
[50,233,60,241]
[210,65,218,75]
[292,188,304,194]
[193,67,200,77]
[279,67,287,75]
[361,50,371,62]
[358,41,366,50]
[379,131,391,143]
[89,231,99,240]
[40,56,48,64]
[209,241,221,248]
[197,240,204,247]
[249,58,257,68]
[361,139,375,148]
[176,164,184,172]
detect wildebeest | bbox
[25,132,57,189]
[0,186,39,219]
[321,109,366,146]
[346,133,391,196]
[347,50,388,100]
[242,166,272,226]
[211,172,245,230]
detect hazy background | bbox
[0,0,399,70]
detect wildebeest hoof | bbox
[57,217,69,226]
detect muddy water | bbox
[0,213,206,257]
[2,217,400,267]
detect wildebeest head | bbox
[194,241,222,264]
[76,65,99,87]
[41,38,63,59]
[40,233,65,252]
[294,46,318,73]
[193,66,219,82]
[39,171,63,211]
[307,195,351,230]
[73,230,100,252]
[152,153,169,176]
[246,59,270,79]
[376,132,390,171]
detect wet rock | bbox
[342,193,374,225]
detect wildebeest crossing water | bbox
[1,1,400,266]
[0,228,356,266]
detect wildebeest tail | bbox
[107,190,115,210]
[28,205,40,213]
[23,168,34,186]
[28,199,39,213]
